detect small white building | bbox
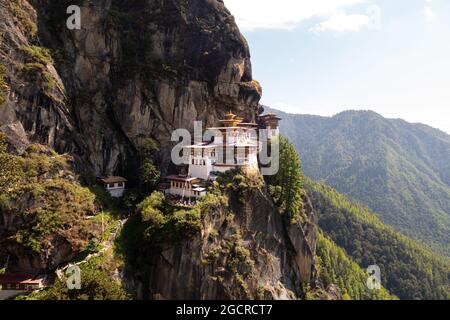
[166,175,207,199]
[101,176,127,198]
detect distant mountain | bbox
[267,107,450,256]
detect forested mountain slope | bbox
[314,231,395,300]
[307,180,449,300]
[269,107,450,256]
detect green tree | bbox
[266,136,304,223]
[121,188,140,211]
[138,138,160,193]
[21,264,129,300]
[137,191,166,227]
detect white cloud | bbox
[310,10,371,32]
[223,0,368,31]
[423,6,435,19]
[423,0,436,20]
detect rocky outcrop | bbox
[124,187,317,300]
[0,0,261,175]
[0,144,100,273]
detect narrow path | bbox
[58,218,127,274]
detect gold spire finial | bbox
[220,110,242,127]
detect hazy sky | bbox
[223,0,450,134]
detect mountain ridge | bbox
[267,106,450,256]
[272,108,450,136]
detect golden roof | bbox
[219,111,243,127]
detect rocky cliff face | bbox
[0,144,101,273]
[0,0,261,175]
[123,187,317,300]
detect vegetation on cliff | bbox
[137,191,203,241]
[0,134,99,255]
[114,172,316,300]
[116,189,228,257]
[7,0,38,39]
[215,169,264,203]
[18,252,129,300]
[19,45,57,98]
[307,179,450,300]
[137,138,160,193]
[0,134,23,193]
[265,136,305,224]
[0,63,7,105]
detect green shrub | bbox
[216,169,264,198]
[21,62,56,95]
[172,208,201,232]
[20,45,54,65]
[19,46,57,97]
[121,188,141,211]
[1,141,98,253]
[0,133,24,193]
[125,191,206,245]
[20,260,129,300]
[16,180,96,252]
[137,192,166,226]
[8,0,38,38]
[16,208,62,252]
[197,190,228,217]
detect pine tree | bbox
[266,136,304,223]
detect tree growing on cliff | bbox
[266,136,304,223]
[137,191,166,227]
[19,260,129,300]
[138,138,160,193]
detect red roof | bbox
[0,273,44,285]
[259,113,282,120]
[100,176,127,184]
